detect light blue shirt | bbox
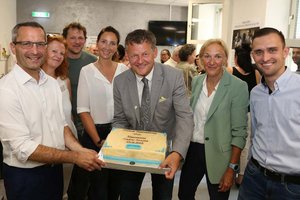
[250,68,300,174]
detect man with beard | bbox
[62,22,97,138]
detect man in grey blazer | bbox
[112,29,194,200]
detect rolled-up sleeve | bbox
[0,88,39,163]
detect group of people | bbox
[0,20,299,200]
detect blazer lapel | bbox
[206,70,230,121]
[149,64,163,124]
[191,76,205,110]
[128,70,141,124]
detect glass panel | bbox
[190,3,222,41]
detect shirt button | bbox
[205,137,209,141]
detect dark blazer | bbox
[190,70,249,183]
[113,62,194,158]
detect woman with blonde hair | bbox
[179,39,249,200]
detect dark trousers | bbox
[68,123,118,200]
[117,170,174,200]
[178,142,230,200]
[3,163,63,200]
[238,159,300,200]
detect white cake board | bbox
[98,150,170,174]
[103,162,170,175]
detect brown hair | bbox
[62,22,87,39]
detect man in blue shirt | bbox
[238,27,300,199]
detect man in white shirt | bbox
[0,21,104,200]
[164,45,182,67]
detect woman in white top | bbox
[41,34,77,199]
[68,26,128,200]
[42,34,77,137]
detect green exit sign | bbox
[32,12,50,18]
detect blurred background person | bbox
[88,44,99,57]
[178,39,248,200]
[113,44,130,67]
[195,54,205,74]
[41,34,78,199]
[67,26,128,200]
[176,44,198,96]
[160,48,171,63]
[164,45,182,67]
[226,43,261,186]
[292,47,300,74]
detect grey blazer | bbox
[112,62,194,158]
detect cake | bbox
[101,128,167,169]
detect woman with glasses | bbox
[178,39,249,200]
[67,26,128,200]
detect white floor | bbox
[0,171,239,200]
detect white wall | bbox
[0,0,16,75]
[224,0,291,65]
[16,0,188,45]
[265,0,291,36]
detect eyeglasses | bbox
[13,41,47,49]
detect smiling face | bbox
[160,50,170,63]
[97,31,118,60]
[127,41,157,76]
[10,26,46,75]
[45,40,66,69]
[201,43,227,78]
[65,28,86,56]
[251,33,288,80]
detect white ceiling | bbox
[109,0,189,6]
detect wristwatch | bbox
[228,163,239,172]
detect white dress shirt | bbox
[0,64,66,168]
[77,63,128,124]
[251,69,300,174]
[192,76,219,143]
[135,67,154,106]
[164,57,177,68]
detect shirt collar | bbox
[135,66,154,83]
[14,64,47,85]
[261,67,291,94]
[202,74,220,90]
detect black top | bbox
[232,67,257,111]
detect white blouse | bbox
[57,77,77,138]
[77,63,128,124]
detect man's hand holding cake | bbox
[160,151,183,180]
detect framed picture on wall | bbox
[232,27,260,49]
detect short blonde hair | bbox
[199,39,229,67]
